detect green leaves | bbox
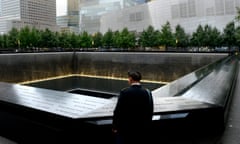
[139,25,160,48]
[1,15,240,51]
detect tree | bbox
[235,6,240,48]
[79,31,92,48]
[191,25,205,48]
[202,25,211,47]
[0,35,4,49]
[115,28,135,49]
[30,27,41,48]
[92,32,103,48]
[175,24,189,48]
[102,29,114,48]
[59,32,71,48]
[113,30,120,48]
[235,7,240,46]
[222,21,236,49]
[70,33,78,49]
[2,34,9,48]
[8,28,19,49]
[40,28,56,49]
[53,32,60,49]
[236,7,240,22]
[209,27,222,49]
[19,26,31,49]
[139,25,159,48]
[159,21,175,48]
[235,26,240,47]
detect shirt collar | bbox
[131,82,141,86]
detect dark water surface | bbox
[24,76,163,97]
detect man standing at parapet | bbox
[112,71,154,144]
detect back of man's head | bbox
[128,71,142,81]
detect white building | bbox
[0,0,59,34]
[100,0,240,34]
[100,3,151,33]
[56,0,149,34]
[79,0,148,34]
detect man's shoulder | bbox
[120,87,130,92]
[121,85,146,93]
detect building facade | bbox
[100,0,240,34]
[0,0,58,34]
[100,3,151,33]
[78,0,148,34]
[56,0,149,34]
[57,0,80,33]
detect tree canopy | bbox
[1,11,240,52]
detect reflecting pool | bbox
[24,76,164,98]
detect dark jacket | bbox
[113,84,154,136]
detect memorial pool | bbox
[23,76,164,98]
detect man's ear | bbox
[128,77,133,83]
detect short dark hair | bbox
[128,71,142,81]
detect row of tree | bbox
[0,21,239,51]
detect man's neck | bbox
[131,82,141,86]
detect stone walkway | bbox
[215,62,240,144]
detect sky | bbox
[56,0,67,16]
